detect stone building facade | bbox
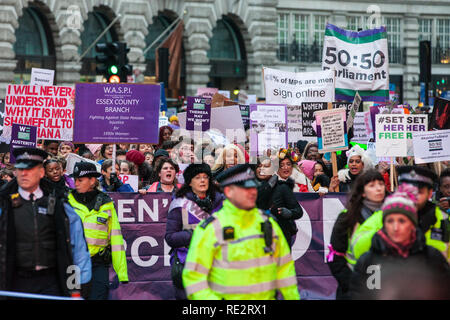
[0,0,449,105]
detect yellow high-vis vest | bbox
[182,199,300,300]
[68,192,128,282]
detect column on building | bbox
[243,0,278,97]
[117,0,149,76]
[184,0,215,96]
[403,14,420,105]
[54,3,82,87]
[0,1,21,97]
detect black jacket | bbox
[0,178,75,296]
[268,177,303,245]
[328,205,374,299]
[349,229,450,300]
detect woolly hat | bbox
[346,145,373,170]
[59,141,75,151]
[382,184,418,226]
[154,149,170,159]
[183,163,212,186]
[298,160,316,181]
[126,149,145,166]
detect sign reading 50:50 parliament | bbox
[322,23,389,102]
[74,83,160,143]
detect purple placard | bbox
[239,104,250,129]
[249,104,288,157]
[73,83,160,143]
[186,96,211,131]
[107,192,347,300]
[10,123,37,163]
[369,104,407,141]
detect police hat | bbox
[13,147,49,169]
[72,161,102,179]
[216,164,259,188]
[397,165,437,188]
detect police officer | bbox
[0,147,91,297]
[67,161,128,300]
[182,164,300,300]
[347,166,450,264]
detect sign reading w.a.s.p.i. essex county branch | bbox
[263,67,335,106]
[375,114,427,157]
[74,83,160,143]
[322,23,389,102]
[2,85,74,141]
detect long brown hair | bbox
[342,169,385,231]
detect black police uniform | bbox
[0,148,74,297]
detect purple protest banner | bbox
[186,96,211,131]
[108,192,347,300]
[9,123,37,163]
[73,83,160,143]
[239,104,250,129]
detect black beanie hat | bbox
[183,163,212,185]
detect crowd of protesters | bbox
[0,116,449,300]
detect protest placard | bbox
[250,104,288,156]
[347,91,362,130]
[65,152,101,175]
[369,104,405,140]
[351,111,371,144]
[375,114,428,157]
[239,104,250,129]
[315,108,348,153]
[322,23,389,102]
[367,141,397,164]
[302,102,353,137]
[9,124,37,163]
[196,87,218,99]
[429,97,450,130]
[186,96,211,131]
[2,84,74,141]
[286,105,303,143]
[412,129,450,164]
[74,83,160,143]
[218,90,230,98]
[264,67,335,106]
[30,68,55,86]
[118,174,139,192]
[177,105,245,143]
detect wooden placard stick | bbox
[327,102,339,191]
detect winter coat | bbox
[328,205,376,299]
[337,169,358,193]
[349,229,450,300]
[0,178,91,296]
[269,177,303,246]
[99,176,134,193]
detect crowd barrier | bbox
[107,192,348,300]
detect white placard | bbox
[118,174,139,191]
[30,68,55,86]
[263,67,335,106]
[375,114,428,157]
[65,153,101,175]
[413,129,450,164]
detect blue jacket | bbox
[99,176,134,193]
[63,202,92,285]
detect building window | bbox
[144,15,170,76]
[276,12,329,63]
[208,17,246,80]
[419,18,433,41]
[14,7,55,84]
[383,17,403,64]
[347,16,365,31]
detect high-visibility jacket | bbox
[182,199,300,300]
[348,206,449,265]
[68,192,128,282]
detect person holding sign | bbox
[329,145,373,193]
[99,160,134,193]
[327,170,386,299]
